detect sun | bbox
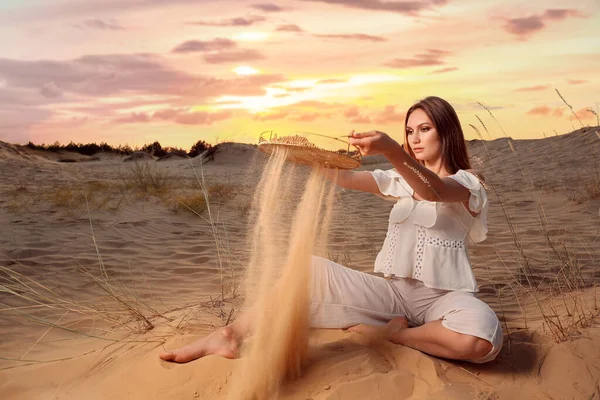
[233,32,269,42]
[234,66,259,75]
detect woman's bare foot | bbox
[159,327,240,363]
[348,316,409,341]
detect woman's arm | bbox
[324,169,381,194]
[349,131,472,203]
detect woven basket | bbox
[258,131,361,170]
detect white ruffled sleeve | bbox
[370,169,414,201]
[448,170,488,243]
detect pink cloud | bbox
[276,24,304,32]
[204,49,265,64]
[344,106,371,124]
[543,9,581,21]
[431,67,458,74]
[40,81,63,98]
[373,105,405,124]
[251,3,284,12]
[114,109,233,125]
[115,112,151,123]
[526,105,564,116]
[293,100,344,109]
[82,19,124,30]
[503,8,582,40]
[514,84,550,92]
[171,38,236,54]
[573,107,595,120]
[567,79,588,85]
[293,113,323,122]
[174,110,232,125]
[188,15,266,27]
[315,33,387,42]
[300,0,449,15]
[384,49,451,69]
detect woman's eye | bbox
[421,127,429,132]
[406,131,413,135]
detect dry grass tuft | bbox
[474,95,600,344]
[173,193,208,215]
[121,161,169,194]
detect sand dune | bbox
[1,128,600,399]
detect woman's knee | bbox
[454,334,493,360]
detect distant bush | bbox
[25,141,134,156]
[188,140,212,158]
[141,141,167,158]
[23,138,214,158]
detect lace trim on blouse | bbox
[383,225,466,279]
[414,226,426,279]
[383,224,399,276]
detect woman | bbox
[160,96,502,364]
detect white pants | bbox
[309,256,503,363]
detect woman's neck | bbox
[424,157,448,177]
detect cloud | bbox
[40,81,63,98]
[372,105,405,124]
[0,54,286,138]
[526,105,564,116]
[573,107,596,120]
[171,38,236,54]
[567,79,588,85]
[299,0,448,15]
[543,9,581,20]
[275,24,304,32]
[293,112,324,122]
[343,105,405,125]
[0,107,53,143]
[203,49,266,64]
[431,67,458,74]
[314,33,387,42]
[82,19,124,30]
[384,49,451,68]
[503,8,582,40]
[0,54,283,98]
[344,106,371,124]
[115,112,151,123]
[253,111,289,121]
[251,3,284,12]
[116,109,233,125]
[172,110,232,125]
[514,84,550,92]
[292,100,345,109]
[188,15,266,27]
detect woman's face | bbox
[406,108,442,162]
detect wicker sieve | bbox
[258,131,362,169]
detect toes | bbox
[159,351,175,361]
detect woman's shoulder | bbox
[463,169,485,184]
[450,169,487,189]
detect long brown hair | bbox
[403,96,471,174]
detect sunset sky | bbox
[1,0,598,149]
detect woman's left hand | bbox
[348,130,400,156]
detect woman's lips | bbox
[413,148,424,152]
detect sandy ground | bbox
[1,128,600,399]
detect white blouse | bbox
[370,169,488,292]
